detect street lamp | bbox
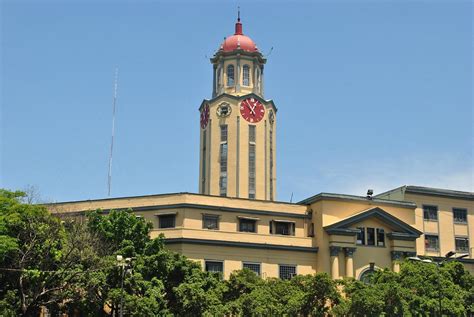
[408,251,469,317]
[117,255,133,317]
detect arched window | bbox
[359,268,376,284]
[242,65,250,86]
[227,65,235,86]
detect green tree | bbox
[0,189,103,316]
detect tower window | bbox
[249,143,256,199]
[249,125,256,142]
[219,125,228,197]
[201,130,206,193]
[243,65,250,86]
[227,65,235,86]
[269,127,274,201]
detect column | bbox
[236,58,241,93]
[212,65,217,97]
[344,247,356,278]
[329,246,340,279]
[391,251,404,273]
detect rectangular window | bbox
[201,130,207,192]
[425,234,439,251]
[279,265,296,280]
[220,125,228,142]
[455,237,469,253]
[273,221,295,236]
[356,227,365,245]
[219,126,228,197]
[158,214,176,229]
[453,208,467,224]
[423,205,438,221]
[248,143,256,199]
[367,228,375,246]
[203,214,219,230]
[269,127,274,201]
[243,262,261,276]
[205,260,224,274]
[239,218,257,233]
[377,228,385,246]
[249,125,256,143]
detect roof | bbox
[218,18,258,53]
[375,185,474,201]
[298,192,416,209]
[324,207,422,239]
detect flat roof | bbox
[376,185,474,201]
[297,192,416,208]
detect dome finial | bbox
[235,7,243,35]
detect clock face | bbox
[240,98,265,123]
[200,104,210,129]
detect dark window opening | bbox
[453,208,467,223]
[159,214,176,229]
[205,261,223,274]
[203,215,219,230]
[423,205,438,221]
[239,218,256,233]
[367,228,375,246]
[377,228,385,247]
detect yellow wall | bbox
[167,243,316,279]
[404,193,473,258]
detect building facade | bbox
[49,17,474,279]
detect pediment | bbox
[324,207,422,240]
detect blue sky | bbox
[1,0,472,203]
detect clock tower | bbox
[199,14,277,200]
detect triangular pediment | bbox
[324,207,422,239]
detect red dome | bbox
[219,19,258,53]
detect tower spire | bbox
[235,7,243,35]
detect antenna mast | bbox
[108,67,118,197]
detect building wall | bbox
[167,243,316,279]
[404,193,473,259]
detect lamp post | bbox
[408,251,469,317]
[116,255,133,317]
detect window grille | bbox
[159,214,176,228]
[203,215,219,230]
[366,227,375,246]
[423,205,438,221]
[243,262,261,275]
[453,208,467,223]
[425,234,439,251]
[279,265,296,280]
[455,237,469,252]
[249,142,256,199]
